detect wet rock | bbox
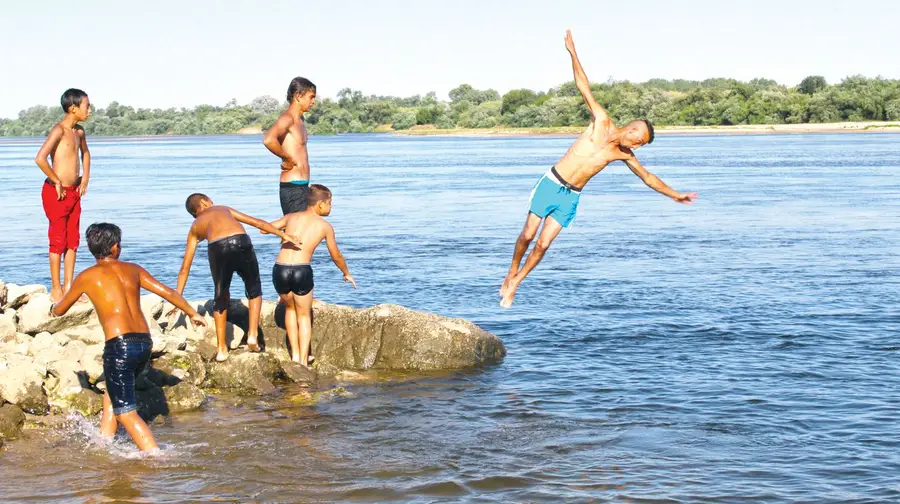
[0,355,48,414]
[0,403,26,440]
[3,284,46,311]
[207,351,283,395]
[163,382,207,413]
[46,361,102,417]
[17,294,95,335]
[66,388,103,417]
[0,311,17,341]
[154,351,206,386]
[193,340,219,362]
[288,386,353,406]
[280,360,316,384]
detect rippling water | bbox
[0,133,899,502]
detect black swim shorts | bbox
[272,263,314,296]
[207,233,262,311]
[279,182,309,214]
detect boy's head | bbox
[308,184,332,216]
[620,119,655,149]
[185,193,213,217]
[86,223,122,259]
[61,88,90,121]
[287,77,316,112]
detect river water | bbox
[0,133,898,502]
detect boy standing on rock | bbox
[267,185,355,368]
[172,194,301,362]
[52,223,206,452]
[34,89,92,302]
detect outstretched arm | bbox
[229,208,302,248]
[175,228,200,294]
[77,126,91,196]
[51,275,85,316]
[261,215,289,235]
[263,114,293,163]
[624,155,697,204]
[140,266,206,327]
[324,224,356,288]
[565,29,610,129]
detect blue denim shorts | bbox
[102,333,152,416]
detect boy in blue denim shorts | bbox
[52,223,206,452]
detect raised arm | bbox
[34,125,66,200]
[262,114,293,162]
[565,29,610,128]
[174,228,200,294]
[324,223,356,288]
[623,154,697,204]
[229,208,301,248]
[140,266,206,326]
[51,275,85,316]
[76,126,91,196]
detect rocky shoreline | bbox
[0,280,506,444]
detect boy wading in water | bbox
[499,30,698,308]
[172,194,301,362]
[263,77,317,215]
[52,223,206,452]
[34,88,92,302]
[267,185,356,368]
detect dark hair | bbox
[86,223,121,259]
[287,77,316,102]
[185,193,209,217]
[643,119,655,144]
[308,184,332,205]
[60,88,88,114]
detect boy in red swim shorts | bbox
[34,89,92,301]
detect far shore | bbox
[392,121,900,137]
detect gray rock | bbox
[0,403,26,439]
[280,360,316,384]
[206,351,283,395]
[46,361,102,416]
[163,382,207,413]
[80,344,105,382]
[0,355,49,414]
[154,351,206,386]
[3,284,47,310]
[17,293,95,335]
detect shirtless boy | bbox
[268,185,356,367]
[499,30,697,308]
[263,77,317,214]
[52,223,206,452]
[34,88,92,301]
[173,194,301,361]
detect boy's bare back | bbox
[277,212,329,264]
[190,206,247,242]
[64,261,150,340]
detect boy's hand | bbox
[282,234,302,249]
[565,29,576,54]
[343,273,357,289]
[280,157,298,171]
[674,192,698,205]
[189,313,207,327]
[78,180,88,196]
[55,181,66,200]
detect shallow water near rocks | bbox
[1,133,899,502]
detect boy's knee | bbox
[535,239,553,252]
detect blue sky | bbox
[1,0,898,118]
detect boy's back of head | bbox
[185,193,210,217]
[86,223,121,259]
[308,184,331,206]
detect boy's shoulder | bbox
[74,124,85,134]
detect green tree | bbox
[799,76,827,95]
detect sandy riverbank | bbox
[392,122,900,137]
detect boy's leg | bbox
[48,253,63,302]
[99,390,118,438]
[115,411,159,452]
[294,290,314,368]
[214,308,229,362]
[63,250,77,293]
[42,181,67,302]
[245,296,262,352]
[281,293,300,362]
[501,213,543,293]
[500,217,564,308]
[63,195,82,294]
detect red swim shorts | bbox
[41,179,82,254]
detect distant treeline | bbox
[2,76,899,136]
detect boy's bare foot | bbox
[291,355,301,364]
[500,274,514,295]
[49,287,64,303]
[215,349,229,362]
[246,336,261,352]
[499,279,520,309]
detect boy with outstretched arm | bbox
[34,88,92,301]
[52,223,206,452]
[172,194,301,362]
[268,184,356,368]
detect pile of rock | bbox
[0,279,506,443]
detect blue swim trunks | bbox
[528,167,582,228]
[102,332,152,415]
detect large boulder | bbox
[206,351,283,395]
[0,354,48,414]
[3,284,46,311]
[81,344,105,382]
[0,403,26,440]
[17,294,95,335]
[305,303,506,372]
[154,351,206,386]
[163,382,207,413]
[45,360,103,417]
